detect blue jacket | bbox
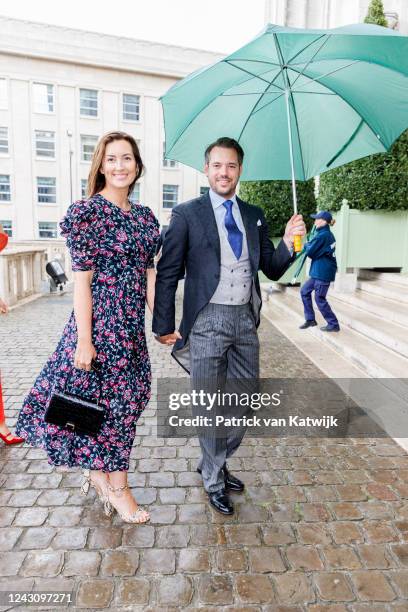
[304,225,337,282]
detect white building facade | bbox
[0,17,221,240]
[265,0,407,33]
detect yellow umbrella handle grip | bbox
[293,234,302,253]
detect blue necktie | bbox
[223,200,243,260]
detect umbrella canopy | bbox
[161,23,408,182]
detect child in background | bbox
[299,210,340,332]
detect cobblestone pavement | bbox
[0,290,408,611]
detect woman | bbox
[16,131,159,523]
[0,226,24,445]
[299,210,340,332]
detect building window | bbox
[0,220,12,237]
[80,89,98,117]
[38,221,58,239]
[162,184,178,209]
[81,179,88,199]
[81,135,98,162]
[129,183,140,204]
[33,83,54,113]
[123,94,140,122]
[0,79,8,109]
[163,142,177,168]
[35,130,55,158]
[200,186,209,197]
[37,177,56,204]
[0,127,8,154]
[0,175,11,201]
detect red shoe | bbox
[0,431,25,445]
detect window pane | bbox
[0,127,8,154]
[81,179,88,199]
[0,175,11,201]
[0,220,12,237]
[162,184,178,209]
[80,89,98,117]
[129,183,140,204]
[38,221,57,239]
[35,130,55,158]
[37,177,56,203]
[0,79,7,110]
[80,135,98,162]
[163,142,177,168]
[123,94,140,121]
[33,83,54,113]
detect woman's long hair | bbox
[87,131,144,198]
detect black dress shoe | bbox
[222,465,245,492]
[299,320,317,329]
[320,324,340,332]
[208,488,234,515]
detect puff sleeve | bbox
[60,200,100,271]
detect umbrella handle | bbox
[293,235,302,253]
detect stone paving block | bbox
[336,485,367,501]
[8,489,40,507]
[52,527,89,550]
[217,548,248,572]
[238,502,269,523]
[322,545,362,570]
[314,572,355,602]
[189,524,224,546]
[363,521,399,543]
[159,487,186,504]
[0,507,17,527]
[20,551,63,577]
[139,548,175,574]
[115,577,151,606]
[18,527,56,550]
[48,506,83,527]
[358,500,394,519]
[178,503,207,524]
[225,525,261,546]
[76,578,114,608]
[357,544,396,569]
[351,570,397,601]
[156,525,190,548]
[331,502,363,520]
[37,490,70,506]
[87,526,123,549]
[296,523,332,545]
[64,551,101,577]
[31,473,63,489]
[235,574,275,604]
[0,551,26,576]
[285,544,324,571]
[366,483,399,501]
[100,549,139,576]
[0,527,22,551]
[157,574,193,607]
[390,569,408,598]
[391,544,408,567]
[148,504,177,524]
[137,458,162,472]
[273,573,315,605]
[3,473,34,489]
[331,522,364,544]
[27,460,54,473]
[198,574,233,605]
[248,547,286,573]
[122,525,155,548]
[307,485,338,502]
[178,548,210,573]
[301,503,332,522]
[263,524,296,545]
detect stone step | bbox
[359,269,408,287]
[331,288,408,329]
[357,278,408,304]
[263,286,408,378]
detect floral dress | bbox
[16,194,160,472]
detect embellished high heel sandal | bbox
[107,484,150,524]
[81,469,113,517]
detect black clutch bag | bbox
[44,360,104,437]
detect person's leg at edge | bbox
[314,280,339,328]
[300,277,317,322]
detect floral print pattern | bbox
[16,194,160,472]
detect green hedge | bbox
[239,179,316,236]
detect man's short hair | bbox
[204,137,244,165]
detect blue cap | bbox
[310,210,332,223]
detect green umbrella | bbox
[161,23,408,218]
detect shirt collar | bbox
[208,188,238,210]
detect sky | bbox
[0,0,267,53]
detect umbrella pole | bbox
[284,89,302,253]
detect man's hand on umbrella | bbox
[155,331,182,346]
[283,214,306,250]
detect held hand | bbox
[0,298,8,314]
[74,341,97,371]
[283,214,306,249]
[155,331,182,346]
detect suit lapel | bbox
[237,197,259,273]
[196,193,221,262]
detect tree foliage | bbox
[364,0,388,27]
[239,179,316,236]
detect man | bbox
[153,137,306,515]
